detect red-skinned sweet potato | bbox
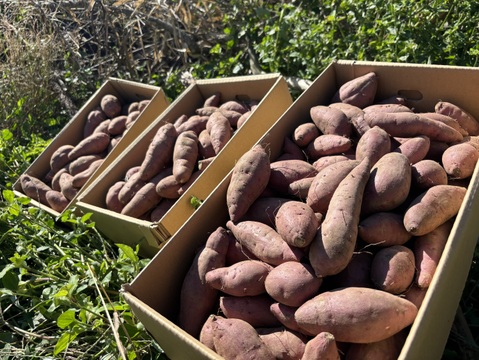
[331,72,378,109]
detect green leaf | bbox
[1,129,13,141]
[1,270,19,291]
[54,331,78,355]
[57,309,77,329]
[116,243,138,262]
[2,190,14,203]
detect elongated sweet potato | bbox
[226,144,271,222]
[411,159,448,190]
[302,332,340,360]
[364,111,463,143]
[288,177,315,200]
[59,172,78,201]
[68,132,111,161]
[358,212,412,247]
[435,100,479,136]
[226,220,304,266]
[294,287,418,343]
[176,114,209,135]
[19,174,52,205]
[311,154,350,173]
[179,227,230,337]
[310,105,352,137]
[363,103,412,113]
[329,102,369,137]
[309,158,371,277]
[242,196,291,228]
[205,259,273,297]
[370,245,415,294]
[268,159,318,194]
[293,122,321,148]
[84,108,107,138]
[71,158,104,188]
[355,126,391,165]
[207,111,232,154]
[137,123,177,181]
[105,181,126,213]
[198,129,216,159]
[51,168,69,192]
[118,172,147,205]
[172,130,199,184]
[45,190,70,212]
[68,154,104,176]
[50,144,75,173]
[219,100,249,114]
[107,115,128,136]
[331,72,378,108]
[274,201,319,248]
[257,327,308,360]
[414,220,453,288]
[361,152,411,215]
[305,134,353,160]
[264,261,322,307]
[419,112,468,136]
[441,142,479,179]
[403,184,467,236]
[219,295,280,328]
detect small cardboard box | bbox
[13,78,170,217]
[75,74,292,257]
[122,60,479,359]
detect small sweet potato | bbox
[311,154,350,173]
[310,105,352,137]
[274,201,319,248]
[441,142,479,179]
[358,212,412,247]
[219,108,243,128]
[118,171,147,204]
[45,190,70,212]
[411,159,448,190]
[84,108,107,138]
[361,152,412,215]
[207,111,232,154]
[172,130,199,183]
[219,100,249,114]
[176,114,209,135]
[198,129,216,159]
[226,220,304,266]
[196,106,218,117]
[305,134,353,160]
[205,259,273,297]
[92,119,111,135]
[125,110,140,129]
[50,144,75,173]
[226,144,271,222]
[302,332,340,360]
[355,126,391,166]
[71,158,104,188]
[268,159,318,194]
[219,295,281,328]
[19,174,52,205]
[241,196,291,228]
[370,245,416,294]
[107,115,128,136]
[138,99,150,112]
[309,158,371,277]
[264,261,323,307]
[100,94,122,118]
[138,123,177,181]
[257,327,308,360]
[68,132,110,161]
[392,135,431,164]
[59,172,78,201]
[287,176,315,200]
[68,154,104,176]
[294,287,418,343]
[435,100,479,136]
[179,227,230,337]
[329,102,369,137]
[236,110,252,128]
[203,92,222,107]
[105,181,126,213]
[51,167,69,192]
[419,112,468,136]
[331,72,378,108]
[270,303,306,334]
[403,184,467,236]
[414,220,453,288]
[293,122,321,148]
[155,173,182,199]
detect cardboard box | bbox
[121,60,479,359]
[13,78,170,217]
[75,74,292,257]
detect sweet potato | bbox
[257,327,308,360]
[19,174,52,205]
[287,177,315,200]
[226,220,304,266]
[309,158,371,277]
[268,159,318,194]
[435,100,479,136]
[414,220,453,288]
[281,136,307,161]
[411,159,448,190]
[331,72,378,108]
[176,114,209,135]
[203,92,222,107]
[150,199,175,222]
[206,259,273,297]
[219,295,281,328]
[178,227,229,337]
[355,126,391,165]
[206,315,275,360]
[225,233,259,265]
[294,287,418,343]
[117,171,147,204]
[125,110,140,129]
[196,106,218,117]
[51,167,69,192]
[264,261,323,307]
[270,303,306,335]
[68,154,104,176]
[207,111,232,154]
[105,181,126,213]
[107,115,128,136]
[84,108,107,138]
[361,152,411,215]
[403,184,467,236]
[293,122,321,148]
[311,154,350,173]
[274,201,319,248]
[392,135,431,164]
[45,190,70,212]
[137,123,177,181]
[302,332,340,360]
[419,112,468,136]
[138,99,150,112]
[327,251,374,289]
[50,144,75,173]
[71,158,104,188]
[172,130,199,183]
[310,105,352,137]
[364,111,463,143]
[305,134,353,160]
[306,160,360,216]
[92,119,111,135]
[236,110,252,128]
[177,169,203,197]
[241,196,291,228]
[121,170,167,218]
[370,245,415,294]
[198,129,216,159]
[441,142,479,179]
[226,144,271,222]
[219,108,243,128]
[358,212,412,247]
[59,172,78,201]
[68,132,110,161]
[155,173,183,199]
[363,103,412,113]
[219,100,249,114]
[329,102,369,137]
[100,94,122,118]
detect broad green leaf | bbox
[116,243,138,262]
[53,331,78,355]
[57,309,77,329]
[54,289,69,298]
[2,190,14,203]
[1,270,19,291]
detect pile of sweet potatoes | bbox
[104,92,260,222]
[18,94,151,212]
[177,72,478,359]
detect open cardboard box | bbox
[75,74,292,257]
[13,77,169,217]
[121,60,479,359]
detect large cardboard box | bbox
[13,78,169,217]
[122,60,479,359]
[75,74,292,257]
